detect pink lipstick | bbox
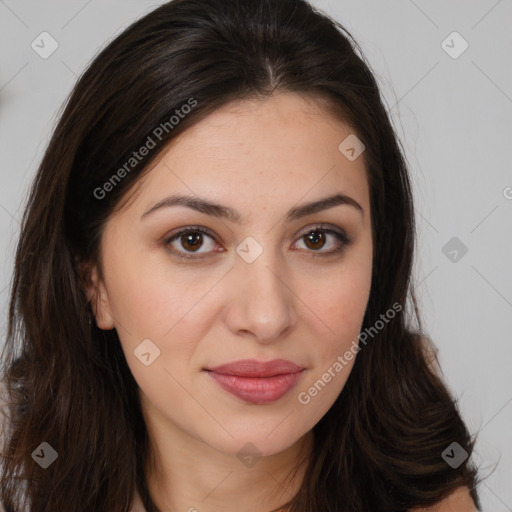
[204,359,305,404]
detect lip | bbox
[204,359,305,404]
[206,359,304,377]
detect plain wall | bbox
[1,1,510,510]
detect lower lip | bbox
[206,370,304,404]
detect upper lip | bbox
[205,359,305,377]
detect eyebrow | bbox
[141,192,364,223]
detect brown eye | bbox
[164,227,219,258]
[180,232,204,252]
[163,224,350,261]
[295,225,350,256]
[303,230,327,250]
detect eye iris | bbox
[182,232,203,252]
[304,230,326,250]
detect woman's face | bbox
[88,92,373,459]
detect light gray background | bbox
[0,1,510,510]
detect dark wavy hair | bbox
[0,0,481,510]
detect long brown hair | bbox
[1,0,481,510]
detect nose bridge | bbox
[226,236,296,342]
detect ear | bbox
[81,263,116,330]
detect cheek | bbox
[101,239,200,337]
[102,249,218,381]
[307,257,372,348]
[106,269,172,336]
[295,251,371,414]
[294,264,371,418]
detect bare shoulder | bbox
[409,486,478,512]
[130,489,147,512]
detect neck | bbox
[142,412,313,512]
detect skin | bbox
[87,91,371,511]
[414,487,477,512]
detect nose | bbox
[223,247,297,344]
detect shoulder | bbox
[409,486,478,512]
[129,489,147,512]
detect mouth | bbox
[203,359,305,404]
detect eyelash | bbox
[162,224,351,260]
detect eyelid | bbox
[293,223,349,243]
[292,223,350,256]
[162,225,220,259]
[162,223,350,259]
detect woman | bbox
[0,0,480,510]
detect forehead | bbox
[115,92,370,221]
